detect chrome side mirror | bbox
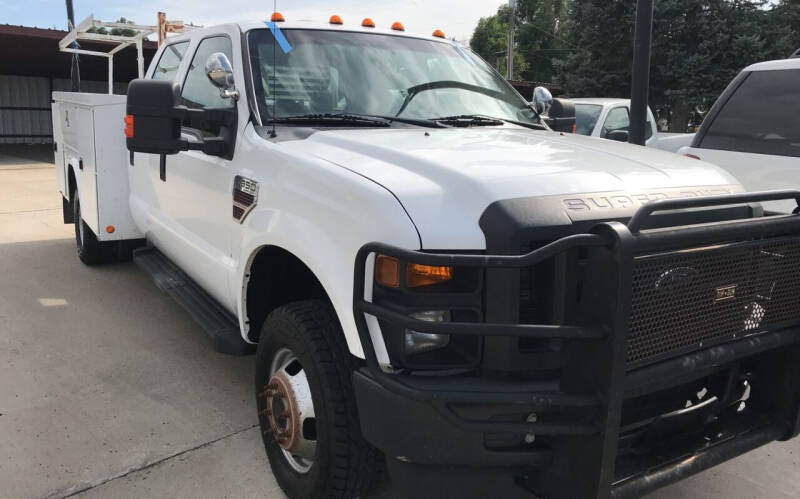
[205,52,239,101]
[532,86,553,115]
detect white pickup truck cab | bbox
[679,58,800,213]
[53,16,800,499]
[572,98,695,152]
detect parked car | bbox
[679,58,800,213]
[572,98,695,152]
[52,16,800,499]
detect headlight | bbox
[405,311,451,355]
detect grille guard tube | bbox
[352,190,800,499]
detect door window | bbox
[181,36,234,110]
[151,41,189,81]
[700,69,800,158]
[601,107,629,138]
[180,36,235,137]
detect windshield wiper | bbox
[431,115,505,127]
[269,114,391,127]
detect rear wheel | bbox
[255,300,376,499]
[73,190,105,266]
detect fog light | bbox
[405,310,451,355]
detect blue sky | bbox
[1,0,507,42]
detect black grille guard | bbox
[352,190,800,498]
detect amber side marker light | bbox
[330,15,343,25]
[124,115,134,138]
[407,263,453,288]
[432,29,446,38]
[362,18,376,28]
[375,255,400,288]
[271,12,285,22]
[106,225,116,234]
[391,22,405,31]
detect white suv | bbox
[680,58,800,213]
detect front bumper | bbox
[352,191,800,499]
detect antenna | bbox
[269,0,278,138]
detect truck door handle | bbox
[79,158,83,170]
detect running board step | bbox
[133,247,255,356]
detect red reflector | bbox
[683,153,701,160]
[124,114,134,138]
[572,123,577,134]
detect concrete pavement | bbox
[0,145,797,499]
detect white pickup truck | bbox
[572,98,695,152]
[53,16,800,499]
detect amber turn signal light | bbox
[407,263,453,288]
[124,114,134,138]
[375,255,400,288]
[106,225,115,234]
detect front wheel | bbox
[255,301,376,499]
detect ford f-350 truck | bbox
[52,15,800,499]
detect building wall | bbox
[0,75,128,144]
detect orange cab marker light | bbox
[362,18,376,28]
[124,114,134,138]
[375,255,400,288]
[330,15,343,25]
[432,29,446,38]
[391,22,405,32]
[271,12,285,22]
[407,263,453,288]
[106,225,115,234]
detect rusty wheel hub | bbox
[262,348,316,473]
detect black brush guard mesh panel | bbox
[628,237,800,367]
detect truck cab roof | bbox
[164,19,454,45]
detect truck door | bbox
[148,35,239,308]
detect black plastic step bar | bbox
[352,190,800,499]
[133,247,254,356]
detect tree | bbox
[470,1,570,82]
[87,18,137,37]
[556,0,798,130]
[470,5,530,79]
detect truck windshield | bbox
[247,29,538,126]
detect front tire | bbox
[255,300,376,499]
[73,190,105,266]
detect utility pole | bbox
[507,0,516,80]
[629,0,654,145]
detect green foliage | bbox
[470,0,798,128]
[556,0,798,128]
[86,18,137,38]
[470,5,530,79]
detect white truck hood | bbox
[289,127,742,249]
